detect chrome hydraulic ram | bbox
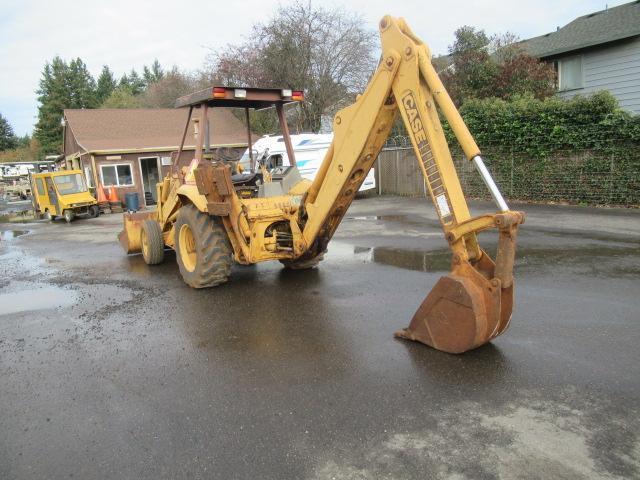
[472,155,509,212]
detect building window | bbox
[100,163,134,187]
[559,56,583,91]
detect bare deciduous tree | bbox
[139,68,215,108]
[206,1,377,132]
[140,68,196,108]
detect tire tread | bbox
[175,205,232,288]
[141,219,165,265]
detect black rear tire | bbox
[174,204,232,288]
[88,205,100,218]
[141,219,165,265]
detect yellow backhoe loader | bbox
[119,15,524,354]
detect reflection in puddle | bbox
[368,247,451,272]
[123,250,177,276]
[331,242,640,277]
[0,230,28,241]
[0,285,78,315]
[331,243,452,272]
[344,214,435,228]
[346,215,409,221]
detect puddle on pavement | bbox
[535,228,640,245]
[515,245,640,277]
[0,285,78,315]
[344,214,436,227]
[123,251,177,277]
[329,242,640,276]
[0,230,28,241]
[357,246,451,272]
[329,242,451,272]
[346,215,408,221]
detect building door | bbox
[139,157,160,205]
[44,177,58,215]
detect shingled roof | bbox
[64,108,249,153]
[520,1,640,59]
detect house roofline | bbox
[63,112,91,158]
[84,143,248,156]
[536,32,640,59]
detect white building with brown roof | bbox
[62,108,249,207]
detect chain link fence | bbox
[375,136,640,206]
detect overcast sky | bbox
[0,0,629,136]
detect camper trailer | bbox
[239,133,376,192]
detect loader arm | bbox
[298,16,524,353]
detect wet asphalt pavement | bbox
[1,196,639,480]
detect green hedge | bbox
[444,92,640,206]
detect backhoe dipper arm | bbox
[299,16,524,354]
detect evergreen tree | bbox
[35,57,68,154]
[127,69,145,95]
[96,65,117,103]
[0,113,18,151]
[34,56,98,154]
[16,134,31,148]
[143,59,164,87]
[67,58,98,108]
[119,73,130,90]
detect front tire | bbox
[63,209,74,223]
[88,205,100,218]
[174,204,232,288]
[141,220,165,265]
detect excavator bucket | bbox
[118,211,157,254]
[395,212,523,354]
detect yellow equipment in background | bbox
[119,16,524,354]
[31,170,99,223]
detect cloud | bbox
[0,0,629,136]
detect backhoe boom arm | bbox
[299,16,524,353]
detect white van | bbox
[239,133,376,192]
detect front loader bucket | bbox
[118,211,157,254]
[395,212,523,354]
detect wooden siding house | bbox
[62,108,249,207]
[521,1,640,114]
